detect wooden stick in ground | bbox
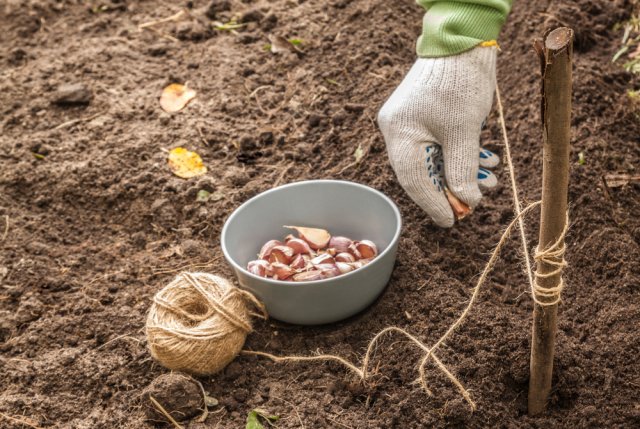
[528,27,573,416]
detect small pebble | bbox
[181,239,202,257]
[308,114,322,127]
[205,0,231,20]
[52,83,92,106]
[240,8,264,23]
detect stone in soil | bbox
[205,0,232,20]
[142,373,204,423]
[52,83,93,106]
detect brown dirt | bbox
[1,0,639,428]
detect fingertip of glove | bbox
[433,215,455,229]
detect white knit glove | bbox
[378,46,499,228]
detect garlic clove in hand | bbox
[445,188,471,220]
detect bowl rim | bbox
[221,179,402,287]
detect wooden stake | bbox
[528,27,573,415]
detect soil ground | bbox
[1,0,639,428]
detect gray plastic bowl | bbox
[221,180,402,325]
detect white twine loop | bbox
[532,217,569,306]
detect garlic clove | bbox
[293,270,326,282]
[283,225,331,250]
[348,259,371,270]
[247,259,272,277]
[317,248,336,256]
[350,258,373,270]
[329,236,352,253]
[290,254,306,269]
[285,238,313,255]
[258,239,284,260]
[301,254,314,270]
[311,253,335,265]
[445,188,471,220]
[335,252,356,263]
[315,263,341,278]
[336,262,355,274]
[268,245,294,264]
[355,240,378,259]
[270,262,295,280]
[347,242,362,260]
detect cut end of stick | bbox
[545,27,574,51]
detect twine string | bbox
[496,83,568,308]
[532,216,569,306]
[146,272,268,376]
[182,272,254,333]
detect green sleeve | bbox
[416,0,513,58]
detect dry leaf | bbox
[160,84,196,113]
[354,143,364,163]
[168,147,207,179]
[204,395,219,407]
[196,190,211,202]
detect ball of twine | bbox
[146,272,267,376]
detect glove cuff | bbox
[416,0,512,58]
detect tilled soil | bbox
[1,0,639,428]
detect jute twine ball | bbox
[146,272,267,376]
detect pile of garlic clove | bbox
[246,226,378,282]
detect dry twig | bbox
[149,396,184,429]
[138,10,185,29]
[2,215,8,241]
[52,111,105,131]
[0,412,44,429]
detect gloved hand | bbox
[378,46,500,227]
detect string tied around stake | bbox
[532,216,569,306]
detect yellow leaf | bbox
[160,84,196,113]
[354,143,364,163]
[168,147,207,179]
